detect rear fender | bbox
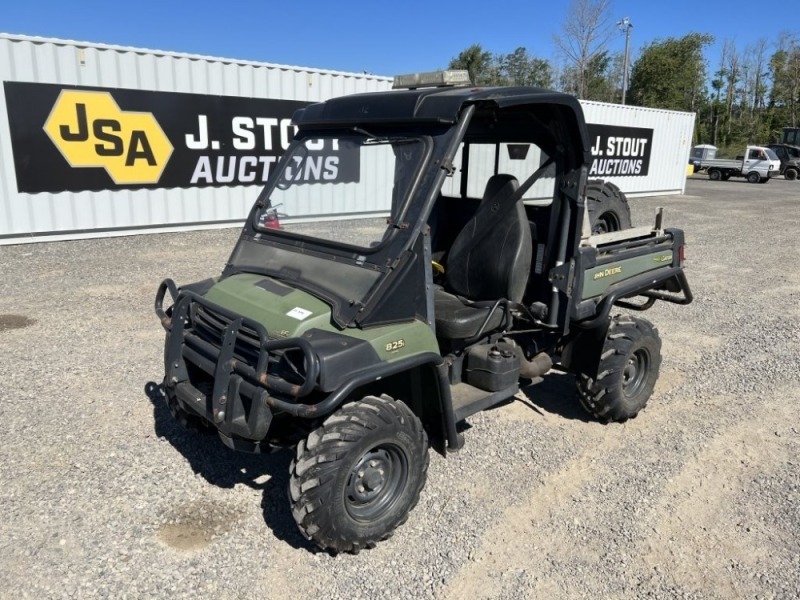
[560,319,612,379]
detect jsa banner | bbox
[3,81,358,193]
[588,123,653,177]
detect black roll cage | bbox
[226,89,593,332]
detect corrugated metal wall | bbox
[440,143,554,201]
[0,34,392,244]
[0,34,694,244]
[581,101,695,197]
[440,102,695,202]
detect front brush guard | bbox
[155,278,320,442]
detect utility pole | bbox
[617,17,633,105]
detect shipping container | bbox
[580,100,695,197]
[0,33,392,244]
[1,34,694,245]
[441,101,695,203]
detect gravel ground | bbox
[1,176,798,599]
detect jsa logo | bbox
[44,90,173,184]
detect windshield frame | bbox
[224,127,438,327]
[248,129,433,255]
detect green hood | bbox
[203,273,334,338]
[202,273,439,361]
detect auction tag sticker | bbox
[286,307,313,320]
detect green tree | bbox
[709,66,725,145]
[449,45,554,88]
[558,50,621,102]
[628,33,714,112]
[498,47,553,88]
[584,51,618,101]
[448,44,496,85]
[768,33,800,130]
[734,39,771,146]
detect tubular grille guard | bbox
[155,278,320,399]
[191,304,262,366]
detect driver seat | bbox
[434,174,532,339]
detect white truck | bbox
[699,145,782,183]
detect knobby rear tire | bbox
[576,315,662,423]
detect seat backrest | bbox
[444,174,532,302]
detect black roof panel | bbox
[293,85,586,128]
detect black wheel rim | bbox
[594,211,620,234]
[345,444,408,522]
[622,348,650,399]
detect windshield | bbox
[252,132,426,249]
[765,148,780,161]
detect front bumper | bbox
[155,279,320,446]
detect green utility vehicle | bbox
[155,71,693,553]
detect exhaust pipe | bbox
[496,339,553,379]
[517,351,553,379]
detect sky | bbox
[2,1,793,78]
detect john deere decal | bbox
[3,81,359,193]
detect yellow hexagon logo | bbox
[43,90,173,185]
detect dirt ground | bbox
[0,176,798,599]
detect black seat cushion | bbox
[434,174,532,340]
[434,287,506,339]
[445,174,532,302]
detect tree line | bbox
[447,1,799,154]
